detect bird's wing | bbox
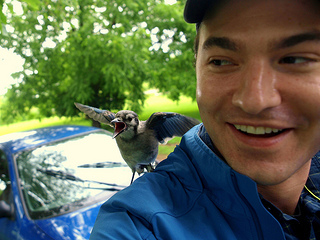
[74,103,116,127]
[146,112,201,143]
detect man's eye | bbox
[209,59,233,66]
[279,56,311,64]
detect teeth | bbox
[234,125,283,135]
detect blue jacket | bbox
[90,124,318,240]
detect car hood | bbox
[34,199,106,240]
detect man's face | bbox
[196,0,320,186]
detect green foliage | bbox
[0,0,197,125]
[0,0,39,32]
[146,2,197,101]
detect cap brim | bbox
[184,0,215,23]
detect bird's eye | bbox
[127,117,132,122]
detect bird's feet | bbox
[136,164,155,175]
[130,164,156,184]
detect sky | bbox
[0,47,24,95]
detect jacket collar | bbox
[158,123,287,237]
[176,124,286,236]
[178,124,261,213]
[179,124,320,213]
[195,124,320,201]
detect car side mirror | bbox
[0,200,14,219]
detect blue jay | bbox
[74,102,200,184]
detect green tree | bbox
[0,0,196,125]
[0,0,40,33]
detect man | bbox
[90,0,320,239]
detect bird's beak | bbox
[111,119,127,138]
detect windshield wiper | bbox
[78,161,127,168]
[78,161,128,168]
[37,168,127,190]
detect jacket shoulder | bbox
[105,158,202,222]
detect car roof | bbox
[0,125,104,154]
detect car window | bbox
[15,131,131,219]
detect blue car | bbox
[0,125,132,239]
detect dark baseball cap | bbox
[184,0,217,23]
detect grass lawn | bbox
[0,92,200,158]
[139,92,200,120]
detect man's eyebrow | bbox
[274,31,320,49]
[202,37,239,51]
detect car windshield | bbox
[15,131,131,219]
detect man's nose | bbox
[232,60,281,114]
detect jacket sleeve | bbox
[89,201,156,240]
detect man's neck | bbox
[257,160,311,215]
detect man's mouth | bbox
[233,124,285,137]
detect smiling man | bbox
[195,0,320,216]
[90,0,320,239]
